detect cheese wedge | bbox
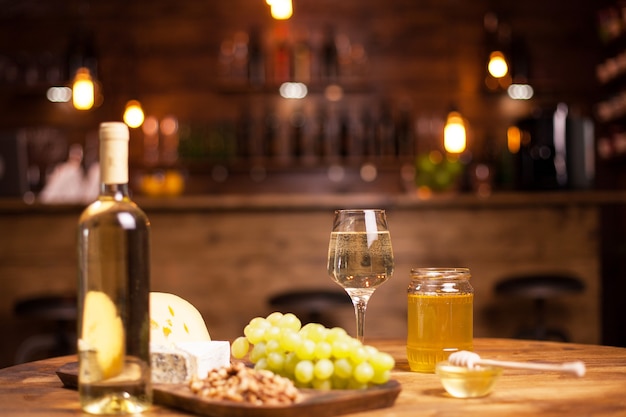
[80,290,125,380]
[150,341,231,383]
[150,292,211,345]
[175,340,231,379]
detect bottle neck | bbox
[99,135,129,200]
[100,183,129,200]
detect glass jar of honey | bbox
[407,267,474,373]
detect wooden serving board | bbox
[56,362,401,417]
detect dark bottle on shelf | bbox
[293,38,312,83]
[321,25,339,82]
[247,27,265,87]
[290,108,306,159]
[272,26,292,84]
[377,105,396,158]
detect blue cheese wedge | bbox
[175,340,231,379]
[151,344,196,384]
[150,341,231,383]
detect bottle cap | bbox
[99,122,129,142]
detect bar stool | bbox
[13,294,77,364]
[494,273,585,342]
[268,289,352,327]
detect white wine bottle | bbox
[77,122,152,414]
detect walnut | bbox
[188,361,301,405]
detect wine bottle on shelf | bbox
[77,122,152,415]
[321,25,339,82]
[247,27,265,87]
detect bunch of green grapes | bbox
[231,312,395,390]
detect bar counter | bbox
[0,338,625,416]
[2,190,626,213]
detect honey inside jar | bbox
[407,292,473,373]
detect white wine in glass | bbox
[327,209,394,342]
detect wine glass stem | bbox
[352,298,368,342]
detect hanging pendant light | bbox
[123,100,145,128]
[72,67,95,110]
[266,0,293,20]
[443,110,467,154]
[487,51,508,78]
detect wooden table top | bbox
[1,338,625,416]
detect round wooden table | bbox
[1,338,625,416]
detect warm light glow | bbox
[267,0,292,20]
[142,116,159,136]
[123,100,145,128]
[487,51,508,78]
[47,86,72,103]
[507,83,534,100]
[279,82,307,99]
[507,126,521,154]
[160,116,179,135]
[72,67,95,110]
[443,111,466,154]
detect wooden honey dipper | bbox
[448,350,586,377]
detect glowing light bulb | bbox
[72,67,95,110]
[123,100,145,128]
[267,0,292,20]
[443,111,467,154]
[487,51,508,78]
[507,126,521,154]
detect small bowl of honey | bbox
[435,361,502,398]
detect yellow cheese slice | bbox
[80,290,125,380]
[150,292,211,345]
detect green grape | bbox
[371,369,391,385]
[263,325,281,342]
[249,316,271,329]
[265,338,281,353]
[314,358,334,380]
[279,328,301,352]
[244,324,266,344]
[295,339,316,360]
[266,311,284,325]
[231,336,249,359]
[249,341,267,363]
[346,337,363,351]
[298,323,314,339]
[267,352,285,372]
[333,358,353,379]
[331,339,350,359]
[294,360,314,384]
[364,345,379,357]
[370,351,395,372]
[310,324,328,342]
[278,313,302,331]
[326,327,348,342]
[254,357,268,371]
[347,378,369,390]
[349,345,368,364]
[284,351,299,375]
[353,361,374,384]
[239,313,395,390]
[312,378,332,390]
[331,375,349,389]
[314,341,332,359]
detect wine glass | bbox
[327,209,394,342]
